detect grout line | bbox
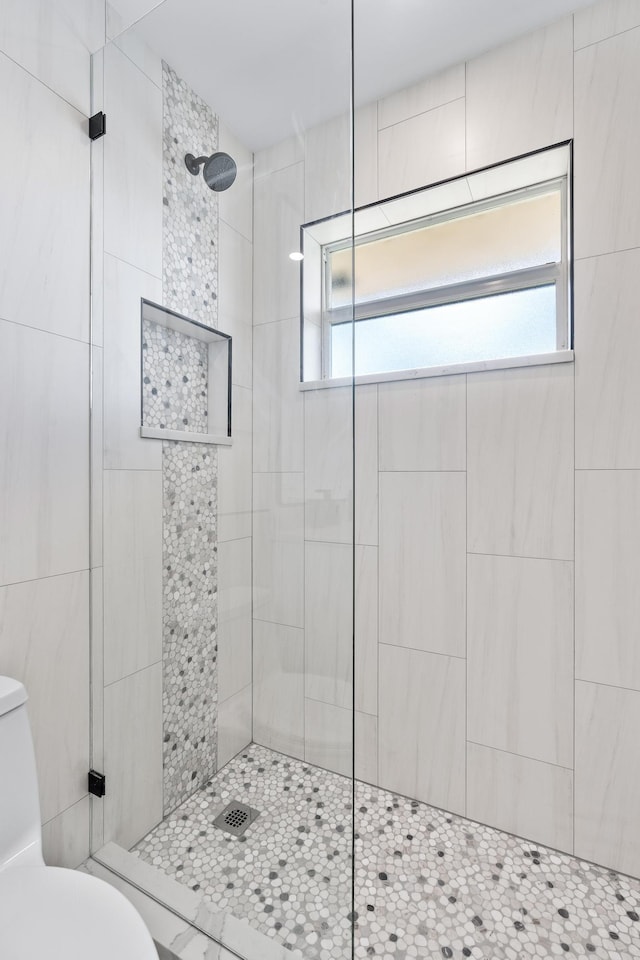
[378,641,466,662]
[574,21,640,54]
[103,659,162,689]
[574,243,640,263]
[466,740,574,773]
[103,250,163,283]
[467,550,574,563]
[378,94,467,133]
[0,313,91,348]
[0,46,88,118]
[0,568,90,591]
[575,677,640,697]
[108,36,162,90]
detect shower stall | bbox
[86,1,640,958]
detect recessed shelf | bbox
[140,299,232,445]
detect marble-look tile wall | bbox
[94,17,253,847]
[252,0,640,878]
[0,0,104,868]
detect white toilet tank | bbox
[0,677,43,869]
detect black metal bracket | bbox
[88,769,106,798]
[89,112,106,141]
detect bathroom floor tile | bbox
[134,744,640,959]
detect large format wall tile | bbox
[305,113,351,223]
[355,385,378,546]
[378,98,465,198]
[379,472,466,657]
[378,64,465,130]
[104,43,162,277]
[0,52,89,342]
[304,387,353,543]
[467,364,574,561]
[218,385,252,542]
[103,254,162,471]
[0,0,103,113]
[378,375,466,472]
[305,699,352,777]
[575,681,640,876]
[467,743,573,854]
[219,121,253,244]
[466,17,573,170]
[356,711,378,785]
[218,538,252,704]
[103,470,162,685]
[218,684,252,770]
[304,105,378,218]
[42,797,90,869]
[576,470,640,691]
[253,161,304,325]
[574,0,640,50]
[354,104,379,207]
[254,134,304,181]
[0,571,89,824]
[0,322,89,586]
[253,473,304,628]
[253,621,304,760]
[355,545,378,717]
[253,318,304,473]
[104,662,163,849]
[575,250,640,469]
[305,542,352,710]
[379,645,466,814]
[574,26,640,259]
[218,221,253,390]
[467,554,574,767]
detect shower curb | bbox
[87,842,302,960]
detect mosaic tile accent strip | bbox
[142,319,209,434]
[162,439,218,814]
[135,743,640,960]
[161,62,221,813]
[163,61,219,329]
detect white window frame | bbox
[300,141,574,387]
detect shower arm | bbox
[184,153,208,175]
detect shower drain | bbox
[213,800,260,837]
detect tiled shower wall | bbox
[93,17,254,850]
[252,0,640,879]
[0,0,104,869]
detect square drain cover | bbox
[213,800,260,836]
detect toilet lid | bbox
[0,866,158,960]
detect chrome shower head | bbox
[184,151,237,191]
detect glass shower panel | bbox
[88,2,356,958]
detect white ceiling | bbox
[110,0,596,151]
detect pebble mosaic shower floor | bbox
[134,744,640,960]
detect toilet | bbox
[0,676,158,959]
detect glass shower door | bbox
[88,2,357,958]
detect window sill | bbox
[299,350,574,391]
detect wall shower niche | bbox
[140,299,232,445]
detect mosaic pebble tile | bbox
[135,744,640,960]
[163,61,219,329]
[162,440,218,814]
[142,319,209,434]
[161,62,221,814]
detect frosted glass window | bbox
[330,286,557,379]
[300,143,572,382]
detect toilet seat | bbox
[0,866,158,959]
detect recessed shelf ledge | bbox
[299,349,574,391]
[140,426,233,445]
